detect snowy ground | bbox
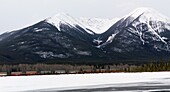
[1,72,170,92]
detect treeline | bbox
[127,61,170,72]
[0,63,129,75]
[0,64,92,74]
[1,61,170,76]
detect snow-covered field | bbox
[1,72,170,92]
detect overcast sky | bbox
[0,0,170,34]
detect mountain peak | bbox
[123,7,170,23]
[45,12,80,31]
[45,13,95,34]
[127,7,157,18]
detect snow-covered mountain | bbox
[100,8,170,51]
[0,7,170,64]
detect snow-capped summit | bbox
[125,7,156,18]
[123,7,170,23]
[46,12,75,31]
[46,12,94,34]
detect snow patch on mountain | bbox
[35,51,68,58]
[162,37,168,40]
[105,33,118,43]
[93,39,103,45]
[34,28,50,32]
[76,51,91,56]
[96,32,118,48]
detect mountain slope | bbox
[0,21,106,63]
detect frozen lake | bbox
[1,72,170,92]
